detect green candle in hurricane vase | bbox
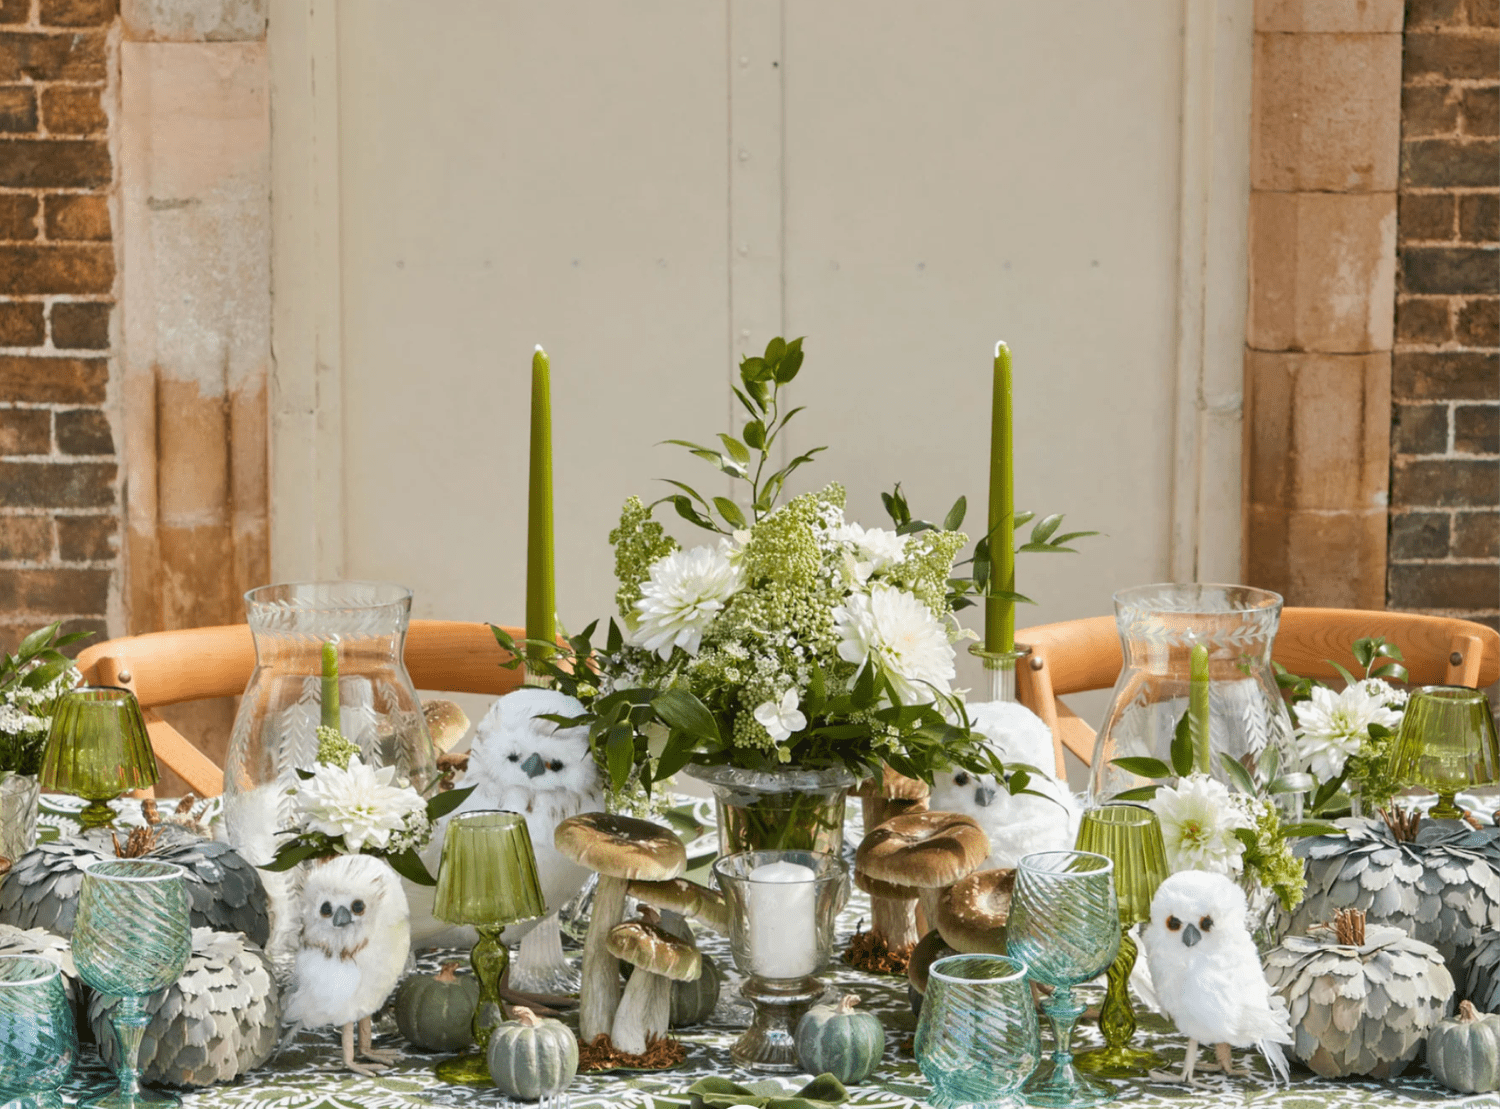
[985,341,1016,655]
[1189,641,1210,774]
[321,640,340,732]
[527,345,556,675]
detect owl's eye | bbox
[320,902,333,918]
[1198,916,1213,933]
[1165,915,1181,931]
[351,900,366,916]
[547,759,564,772]
[507,754,520,762]
[953,771,969,786]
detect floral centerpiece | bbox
[502,338,1030,851]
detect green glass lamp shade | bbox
[1073,803,1169,1080]
[432,810,546,1086]
[40,687,159,831]
[1389,685,1500,820]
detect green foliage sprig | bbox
[0,621,90,776]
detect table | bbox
[35,797,1498,1108]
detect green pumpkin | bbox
[394,961,479,1051]
[487,1006,579,1100]
[795,994,883,1084]
[671,952,721,1026]
[1428,1000,1500,1094]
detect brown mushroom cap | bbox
[606,918,702,982]
[423,699,471,753]
[627,877,729,934]
[936,868,1015,955]
[855,764,931,804]
[554,812,687,881]
[853,868,921,902]
[907,928,957,995]
[856,811,990,891]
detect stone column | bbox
[1243,0,1403,607]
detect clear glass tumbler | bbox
[0,954,77,1108]
[915,953,1040,1108]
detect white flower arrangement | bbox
[1293,681,1405,781]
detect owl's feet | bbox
[342,1022,392,1076]
[345,1059,392,1078]
[1197,1042,1246,1077]
[1149,1039,1204,1086]
[358,1016,402,1065]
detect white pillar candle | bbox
[747,860,818,979]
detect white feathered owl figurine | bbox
[1142,869,1292,1085]
[929,700,1079,868]
[283,854,410,1076]
[409,688,602,992]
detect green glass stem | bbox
[435,925,507,1085]
[1431,791,1465,820]
[1074,931,1166,1077]
[77,797,118,831]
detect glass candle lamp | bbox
[432,810,546,1085]
[713,849,847,1071]
[1073,804,1169,1077]
[41,687,159,831]
[1389,685,1500,820]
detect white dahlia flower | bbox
[833,584,955,705]
[1294,682,1405,780]
[631,546,743,659]
[1149,774,1253,877]
[295,756,426,854]
[830,523,908,582]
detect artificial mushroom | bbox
[855,810,990,932]
[422,699,471,754]
[606,908,701,1055]
[935,868,1015,954]
[906,927,958,1014]
[554,812,686,1042]
[851,866,925,956]
[627,877,730,936]
[853,764,930,832]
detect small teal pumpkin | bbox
[670,952,721,1026]
[487,1007,578,1100]
[393,961,479,1051]
[1427,1000,1500,1094]
[795,994,883,1084]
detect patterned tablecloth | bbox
[35,796,1500,1109]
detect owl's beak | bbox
[332,905,353,927]
[521,753,546,778]
[974,786,997,807]
[1181,922,1201,947]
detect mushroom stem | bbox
[611,968,671,1055]
[870,895,921,951]
[579,875,628,1041]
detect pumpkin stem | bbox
[1331,908,1366,946]
[112,825,157,859]
[1458,999,1481,1023]
[435,960,462,984]
[513,1006,543,1028]
[836,994,861,1015]
[1378,806,1421,843]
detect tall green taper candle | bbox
[1189,642,1210,774]
[985,341,1016,653]
[527,345,555,667]
[320,640,340,731]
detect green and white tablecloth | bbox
[35,796,1500,1108]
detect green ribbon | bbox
[686,1073,849,1109]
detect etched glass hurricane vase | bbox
[1088,584,1295,803]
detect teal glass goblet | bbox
[1007,850,1120,1108]
[0,955,77,1109]
[73,859,192,1109]
[916,954,1040,1108]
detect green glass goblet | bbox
[1389,685,1500,820]
[1007,850,1120,1108]
[0,955,77,1109]
[72,859,192,1109]
[1072,804,1169,1077]
[40,686,159,831]
[916,954,1040,1108]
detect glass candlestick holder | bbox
[969,644,1033,705]
[1389,685,1500,820]
[713,850,847,1070]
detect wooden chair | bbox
[74,621,526,798]
[1015,608,1500,776]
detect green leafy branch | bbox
[652,336,824,534]
[0,621,90,699]
[879,484,1098,613]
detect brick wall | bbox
[0,0,118,655]
[1389,0,1500,631]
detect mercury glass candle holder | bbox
[40,686,159,831]
[73,859,191,1109]
[1072,804,1169,1077]
[713,849,847,1071]
[1389,685,1500,820]
[0,955,77,1109]
[1007,850,1120,1108]
[432,810,546,1085]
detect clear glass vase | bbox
[0,773,39,862]
[223,582,436,828]
[1089,584,1295,803]
[684,763,856,856]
